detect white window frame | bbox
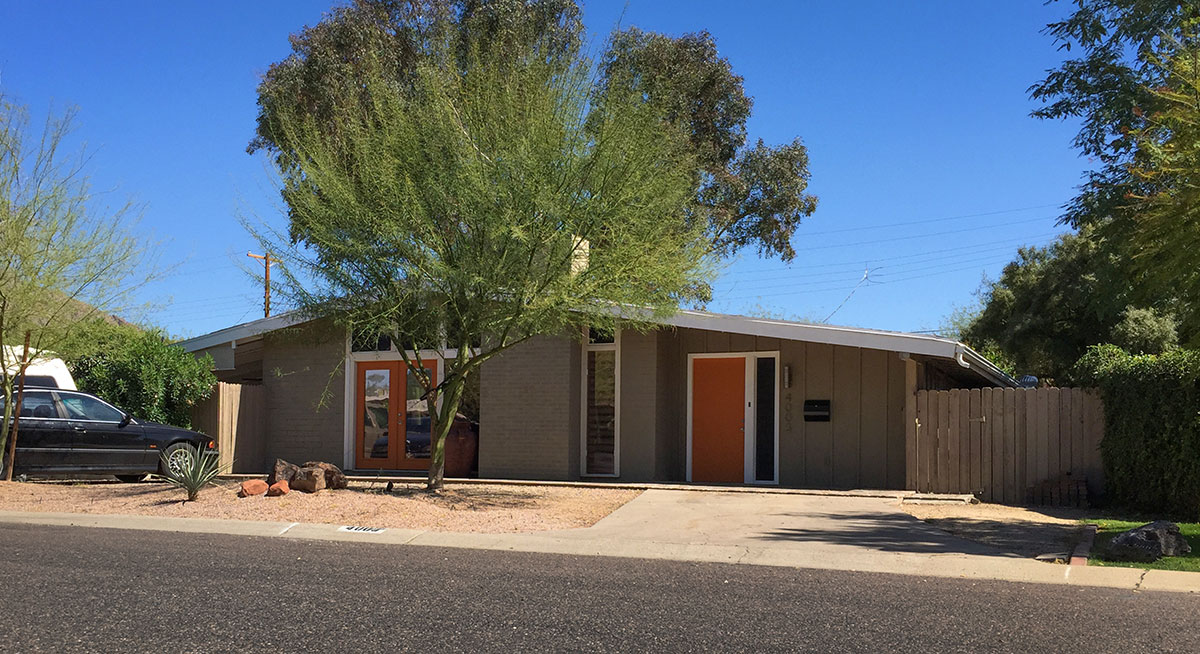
[580,328,620,478]
[685,351,780,485]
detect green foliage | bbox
[1030,4,1200,341]
[251,0,816,264]
[155,444,225,502]
[1074,345,1200,519]
[1110,306,1179,355]
[959,231,1178,382]
[0,98,153,474]
[1108,41,1200,342]
[64,319,216,428]
[1030,1,1199,229]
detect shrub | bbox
[1074,344,1200,519]
[155,444,225,502]
[66,319,216,428]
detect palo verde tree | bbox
[250,0,817,489]
[0,99,153,477]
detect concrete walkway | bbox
[0,489,1195,594]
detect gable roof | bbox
[177,308,1016,387]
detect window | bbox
[405,367,433,459]
[59,394,124,422]
[754,356,776,482]
[13,374,57,388]
[582,328,619,476]
[1,392,59,419]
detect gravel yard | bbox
[901,501,1087,558]
[0,479,640,533]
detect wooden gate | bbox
[913,388,1104,504]
[190,382,266,473]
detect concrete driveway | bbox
[549,489,1017,573]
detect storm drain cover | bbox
[338,526,387,534]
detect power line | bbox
[721,231,1063,277]
[789,216,1054,252]
[795,203,1059,237]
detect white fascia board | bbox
[659,310,958,358]
[654,309,1018,388]
[177,311,306,352]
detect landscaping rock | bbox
[1107,521,1192,562]
[302,461,348,490]
[290,466,327,493]
[267,459,300,486]
[267,480,290,497]
[238,479,269,497]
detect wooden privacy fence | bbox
[912,387,1104,505]
[190,382,265,474]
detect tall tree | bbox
[252,0,716,489]
[1030,0,1199,229]
[1117,40,1200,340]
[250,0,819,489]
[251,0,817,266]
[0,99,153,475]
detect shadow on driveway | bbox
[757,509,1079,558]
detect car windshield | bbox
[59,394,124,422]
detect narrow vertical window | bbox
[582,328,619,476]
[755,356,776,482]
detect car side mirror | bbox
[119,413,132,428]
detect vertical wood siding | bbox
[190,382,266,474]
[913,387,1105,502]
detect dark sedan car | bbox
[4,387,215,481]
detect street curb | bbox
[0,509,1196,594]
[1070,524,1098,566]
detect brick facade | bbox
[479,335,579,480]
[261,325,346,469]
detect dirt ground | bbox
[901,502,1088,558]
[0,479,641,533]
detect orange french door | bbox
[355,359,438,470]
[690,357,746,483]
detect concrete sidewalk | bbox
[0,489,1195,594]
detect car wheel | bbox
[160,442,194,477]
[115,474,148,483]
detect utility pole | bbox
[247,252,273,318]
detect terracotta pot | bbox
[444,420,478,478]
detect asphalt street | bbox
[0,524,1196,653]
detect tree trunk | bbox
[1,332,31,482]
[425,374,467,491]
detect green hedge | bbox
[1074,345,1200,519]
[67,322,216,429]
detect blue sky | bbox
[0,1,1080,338]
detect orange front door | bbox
[355,360,438,470]
[691,357,745,483]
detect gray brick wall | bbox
[619,329,658,480]
[479,335,577,480]
[261,324,346,468]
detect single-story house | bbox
[179,309,1015,488]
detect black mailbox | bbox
[803,400,831,422]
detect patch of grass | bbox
[1086,519,1200,572]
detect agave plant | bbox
[155,444,226,501]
